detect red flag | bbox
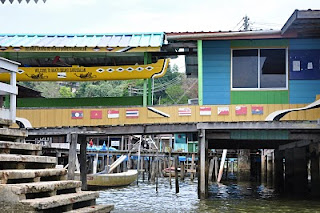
[90,110,102,119]
[235,106,247,115]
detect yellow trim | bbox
[3,46,160,52]
[0,59,169,81]
[15,104,320,128]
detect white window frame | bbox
[230,48,288,91]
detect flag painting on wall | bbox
[235,106,247,115]
[252,106,264,115]
[90,110,102,119]
[71,110,83,119]
[217,107,229,115]
[108,110,119,118]
[126,109,139,118]
[178,108,191,116]
[199,107,211,116]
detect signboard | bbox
[0,59,169,81]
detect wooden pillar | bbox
[267,152,273,185]
[261,149,267,183]
[310,142,320,197]
[80,136,87,191]
[208,158,214,182]
[198,129,208,199]
[190,153,195,181]
[274,149,284,193]
[180,161,185,180]
[238,149,251,181]
[67,133,77,180]
[293,147,308,195]
[175,155,179,193]
[284,148,294,194]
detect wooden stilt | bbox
[175,155,179,193]
[67,133,77,180]
[181,161,185,181]
[217,149,227,183]
[208,158,214,182]
[80,136,87,191]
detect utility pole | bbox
[243,15,250,31]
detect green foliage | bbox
[59,86,74,98]
[75,81,126,97]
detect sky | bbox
[0,0,319,70]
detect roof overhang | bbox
[281,9,320,36]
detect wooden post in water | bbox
[141,156,145,182]
[80,136,87,191]
[181,161,185,180]
[67,133,77,180]
[169,148,172,189]
[208,158,215,182]
[214,157,218,181]
[190,153,195,181]
[217,149,227,183]
[175,155,179,193]
[136,136,142,185]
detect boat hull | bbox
[86,170,138,187]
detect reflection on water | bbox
[97,178,320,213]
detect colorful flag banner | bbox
[90,110,102,119]
[252,106,264,115]
[236,106,247,115]
[108,110,119,118]
[71,110,83,119]
[178,108,191,116]
[217,107,229,115]
[126,109,139,118]
[200,107,211,116]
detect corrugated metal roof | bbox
[0,33,164,47]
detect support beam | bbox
[284,148,294,194]
[67,133,77,180]
[310,142,320,197]
[238,149,251,181]
[80,136,87,191]
[198,129,208,199]
[293,146,308,195]
[274,149,284,193]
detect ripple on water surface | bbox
[96,178,320,213]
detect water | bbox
[97,178,320,212]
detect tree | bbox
[59,86,74,98]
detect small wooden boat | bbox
[87,170,138,187]
[76,169,138,187]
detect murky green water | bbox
[96,178,320,212]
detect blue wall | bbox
[203,41,231,105]
[201,39,320,105]
[289,39,320,104]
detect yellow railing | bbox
[16,104,320,128]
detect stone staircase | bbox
[0,128,113,213]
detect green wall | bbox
[231,91,289,104]
[17,96,143,108]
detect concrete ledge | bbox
[66,204,114,213]
[1,180,81,195]
[0,169,67,183]
[0,128,28,138]
[20,191,99,210]
[0,154,56,164]
[0,141,41,151]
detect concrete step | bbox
[0,141,42,155]
[0,168,67,184]
[20,191,99,211]
[66,204,114,213]
[0,154,56,169]
[0,128,27,141]
[0,180,82,202]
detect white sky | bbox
[0,0,319,71]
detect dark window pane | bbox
[232,49,258,88]
[260,49,286,88]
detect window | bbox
[232,49,287,89]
